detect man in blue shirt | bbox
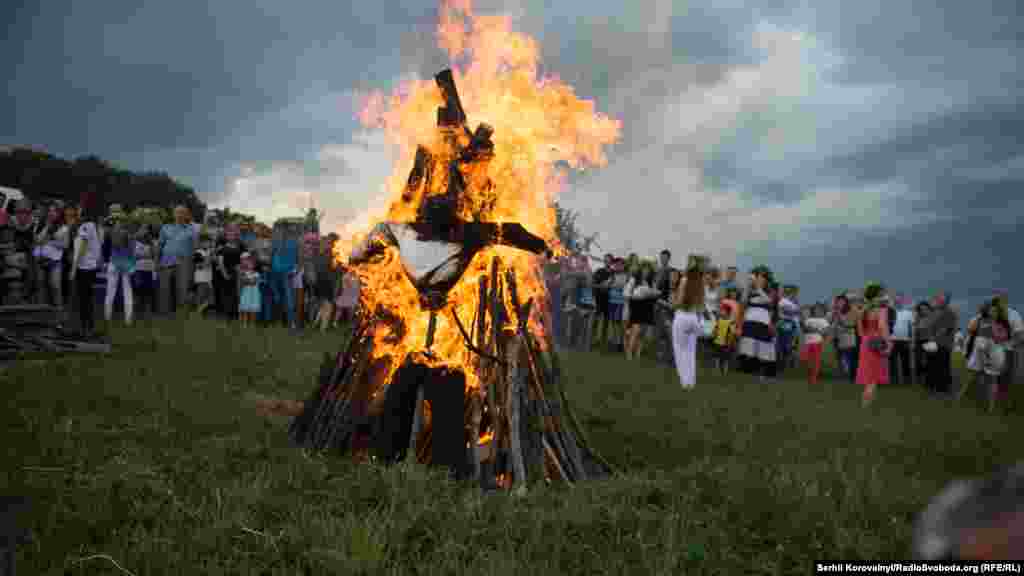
[157,205,197,316]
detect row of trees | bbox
[3,146,593,250]
[0,147,206,220]
[554,200,599,258]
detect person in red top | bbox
[856,282,892,406]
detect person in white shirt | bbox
[889,295,915,386]
[192,238,215,315]
[801,303,831,385]
[132,226,158,320]
[70,189,104,338]
[994,289,1023,400]
[33,203,69,307]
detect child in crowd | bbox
[777,285,802,373]
[238,252,262,327]
[336,266,361,327]
[192,236,214,315]
[712,296,738,375]
[801,303,831,385]
[606,258,629,352]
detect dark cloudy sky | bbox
[3,0,1021,312]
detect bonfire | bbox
[259,0,620,491]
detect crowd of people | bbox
[546,249,1022,411]
[0,192,362,337]
[3,191,1021,412]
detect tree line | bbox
[0,147,206,221]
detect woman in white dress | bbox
[671,260,707,389]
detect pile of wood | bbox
[0,305,111,359]
[285,257,613,491]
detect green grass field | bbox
[3,317,1022,575]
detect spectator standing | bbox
[856,282,892,406]
[736,265,778,381]
[9,199,37,304]
[192,235,215,316]
[214,223,246,320]
[890,295,915,385]
[313,234,340,333]
[156,205,197,316]
[336,266,361,326]
[103,216,136,326]
[70,190,103,338]
[993,290,1023,408]
[653,250,676,363]
[269,225,300,329]
[238,252,262,328]
[624,264,660,360]
[914,301,934,383]
[711,290,739,375]
[59,204,81,326]
[704,267,722,315]
[543,256,563,348]
[132,225,157,321]
[574,258,596,350]
[699,267,722,364]
[916,291,958,397]
[671,263,706,389]
[832,295,858,381]
[607,258,629,353]
[776,285,802,374]
[297,231,319,328]
[591,254,614,352]
[559,253,590,349]
[33,203,68,307]
[252,227,274,325]
[962,296,1011,411]
[801,303,831,385]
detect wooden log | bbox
[476,276,498,479]
[468,393,482,481]
[0,305,63,329]
[488,258,505,474]
[406,384,425,463]
[506,338,527,488]
[543,436,570,484]
[477,277,489,351]
[308,328,375,451]
[548,342,615,476]
[509,287,565,483]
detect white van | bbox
[0,186,24,214]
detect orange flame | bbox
[333,0,620,395]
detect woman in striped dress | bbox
[736,265,778,381]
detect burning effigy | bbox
[261,0,621,490]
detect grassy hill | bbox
[2,317,1020,574]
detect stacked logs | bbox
[284,257,612,490]
[421,256,612,489]
[0,305,111,359]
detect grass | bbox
[2,316,1022,575]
